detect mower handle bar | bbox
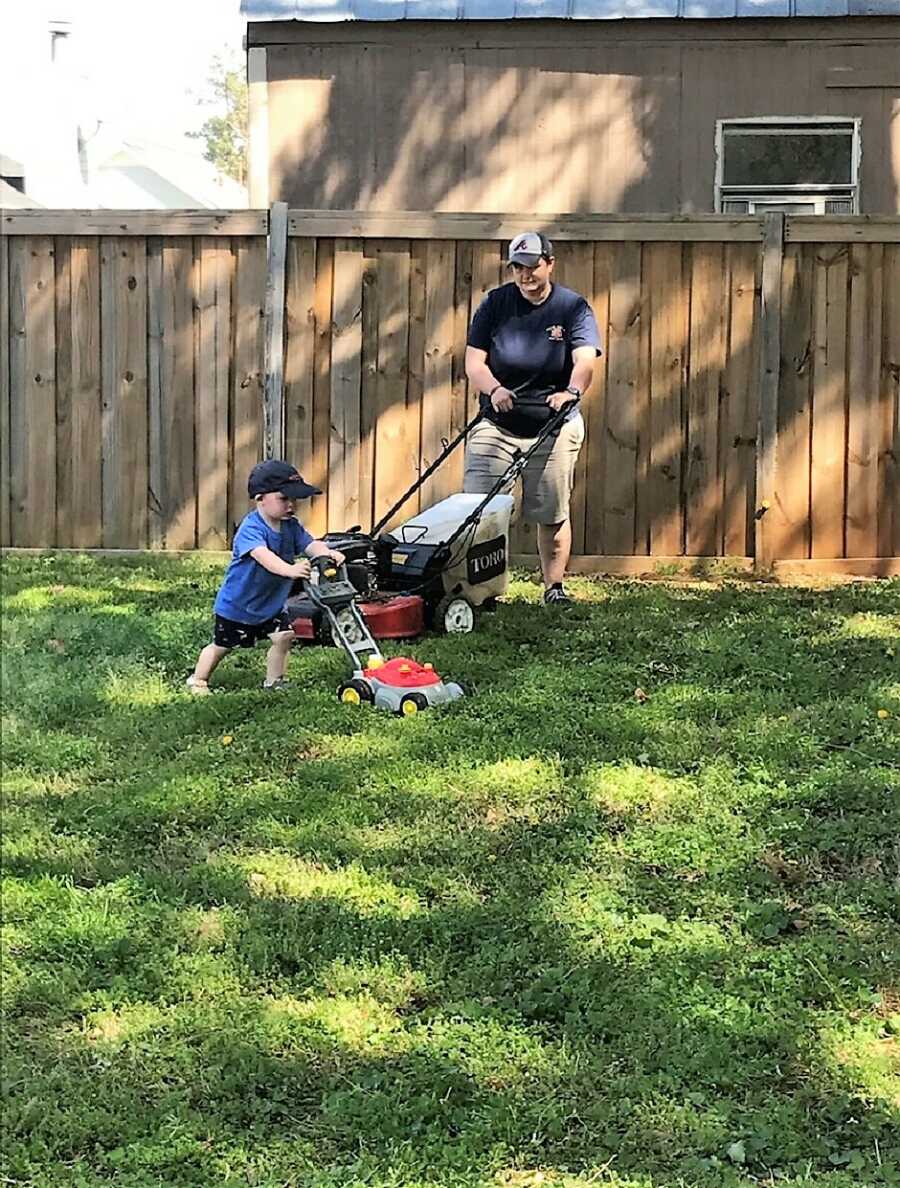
[369,390,580,538]
[435,397,580,562]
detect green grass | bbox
[2,552,899,1188]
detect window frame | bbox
[714,116,862,215]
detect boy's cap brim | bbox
[277,478,321,499]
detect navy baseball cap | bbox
[248,460,321,499]
[507,230,553,267]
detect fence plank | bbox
[161,241,197,548]
[451,241,473,490]
[471,241,502,310]
[603,242,642,554]
[634,246,652,557]
[810,245,849,559]
[846,244,882,558]
[310,238,334,537]
[147,240,164,548]
[773,245,813,559]
[685,244,726,556]
[722,243,758,557]
[373,241,412,530]
[556,241,597,557]
[196,239,232,549]
[646,243,685,555]
[55,239,74,546]
[7,242,27,546]
[406,241,427,519]
[421,240,456,512]
[755,213,784,570]
[883,245,900,559]
[68,239,103,547]
[0,236,8,546]
[9,239,56,547]
[101,237,148,548]
[263,201,288,459]
[230,237,266,536]
[284,237,317,498]
[328,238,364,531]
[358,248,379,533]
[584,244,612,555]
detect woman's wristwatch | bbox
[565,385,582,399]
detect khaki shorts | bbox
[463,413,585,525]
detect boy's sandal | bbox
[262,678,292,692]
[186,676,212,696]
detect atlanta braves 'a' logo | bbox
[546,325,565,341]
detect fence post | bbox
[0,235,9,547]
[755,212,784,573]
[263,201,288,460]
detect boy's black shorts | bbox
[213,611,292,649]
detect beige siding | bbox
[260,19,900,214]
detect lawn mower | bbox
[299,555,464,714]
[288,397,578,643]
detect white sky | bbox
[2,0,247,155]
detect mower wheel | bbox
[434,593,476,635]
[399,692,428,716]
[338,678,374,706]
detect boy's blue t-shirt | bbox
[214,510,313,625]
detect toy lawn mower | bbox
[288,398,578,643]
[299,556,464,714]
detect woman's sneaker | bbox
[186,675,211,696]
[543,583,572,607]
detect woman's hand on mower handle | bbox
[491,387,515,414]
[327,549,346,566]
[546,390,578,413]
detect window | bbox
[715,118,860,215]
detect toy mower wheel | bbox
[434,593,475,635]
[399,692,428,716]
[338,678,375,706]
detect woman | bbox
[464,231,601,605]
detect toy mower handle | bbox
[306,555,348,586]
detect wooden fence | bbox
[2,208,898,575]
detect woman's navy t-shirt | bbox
[467,282,601,437]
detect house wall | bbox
[250,17,900,213]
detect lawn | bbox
[2,552,899,1188]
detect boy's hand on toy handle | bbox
[292,558,312,580]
